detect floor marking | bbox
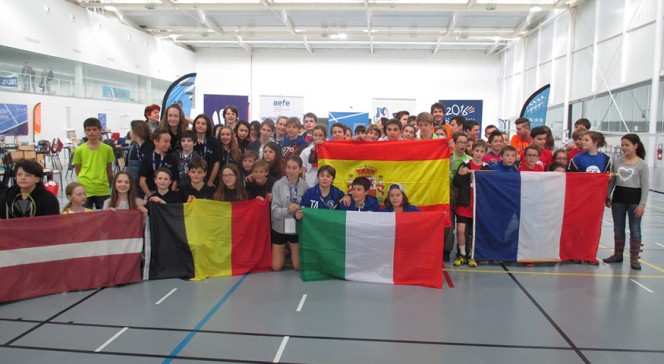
[656,243,664,248]
[296,294,308,312]
[630,279,654,293]
[162,274,249,364]
[4,288,104,346]
[272,336,289,363]
[95,327,128,352]
[637,259,664,274]
[448,268,664,279]
[155,288,177,305]
[602,220,611,225]
[501,264,590,364]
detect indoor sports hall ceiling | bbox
[70,0,576,54]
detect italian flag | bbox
[147,199,272,281]
[300,208,445,288]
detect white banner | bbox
[370,98,417,123]
[259,95,305,122]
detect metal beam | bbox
[78,2,555,12]
[236,35,252,53]
[303,36,313,53]
[365,0,373,54]
[446,13,458,36]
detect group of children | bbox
[0,103,649,272]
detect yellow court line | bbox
[446,268,664,279]
[598,245,664,273]
[637,259,664,274]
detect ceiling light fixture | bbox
[529,5,542,12]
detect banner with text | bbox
[441,99,483,129]
[520,84,550,128]
[259,95,304,122]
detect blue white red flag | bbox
[473,172,609,262]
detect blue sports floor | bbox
[1,173,664,363]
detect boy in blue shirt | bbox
[340,177,380,212]
[300,165,346,210]
[490,145,519,172]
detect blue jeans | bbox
[612,203,642,242]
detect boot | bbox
[629,238,641,270]
[603,237,625,263]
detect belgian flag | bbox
[147,199,271,280]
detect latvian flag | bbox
[0,211,144,303]
[147,199,271,281]
[300,208,445,288]
[473,172,609,262]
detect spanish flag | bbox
[318,139,450,225]
[147,199,271,280]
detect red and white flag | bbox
[0,210,144,303]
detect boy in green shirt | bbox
[74,118,115,209]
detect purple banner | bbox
[203,94,250,126]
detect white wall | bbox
[499,0,662,118]
[0,0,195,81]
[195,48,501,127]
[0,90,145,144]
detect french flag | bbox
[473,172,609,262]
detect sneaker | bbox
[585,259,600,266]
[467,259,478,268]
[453,256,467,267]
[602,255,623,263]
[631,260,642,270]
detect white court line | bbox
[273,336,290,363]
[602,220,611,225]
[630,279,654,293]
[155,288,177,305]
[656,243,664,248]
[95,327,128,352]
[296,294,308,312]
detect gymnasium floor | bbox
[1,176,664,363]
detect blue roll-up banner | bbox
[328,112,369,139]
[520,84,550,128]
[162,73,196,118]
[0,103,29,135]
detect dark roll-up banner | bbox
[520,84,550,128]
[161,73,197,119]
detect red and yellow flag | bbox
[318,139,450,225]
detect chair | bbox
[18,144,36,151]
[49,138,64,170]
[23,150,37,161]
[37,140,50,153]
[116,157,126,173]
[66,150,76,179]
[10,151,24,163]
